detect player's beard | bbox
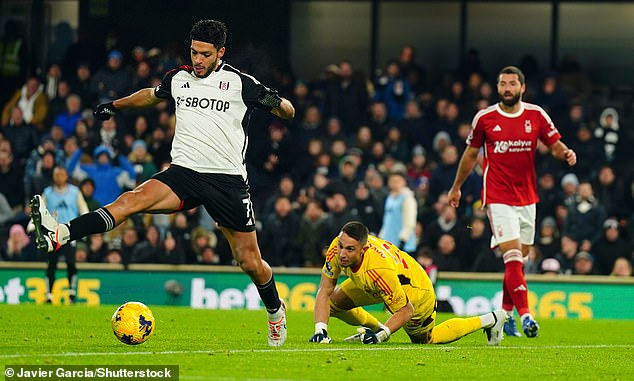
[500,91,521,107]
[195,57,220,78]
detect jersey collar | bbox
[495,101,525,118]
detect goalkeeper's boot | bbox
[503,314,522,337]
[522,316,540,338]
[484,310,508,346]
[267,299,287,347]
[29,195,62,253]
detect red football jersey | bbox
[467,102,561,206]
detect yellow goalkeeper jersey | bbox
[323,234,435,314]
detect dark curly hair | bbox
[190,19,227,49]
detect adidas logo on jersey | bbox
[493,125,502,132]
[181,82,191,88]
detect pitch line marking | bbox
[0,344,631,359]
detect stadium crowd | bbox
[1,33,633,278]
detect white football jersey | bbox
[155,62,272,179]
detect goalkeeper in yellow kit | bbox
[309,221,507,345]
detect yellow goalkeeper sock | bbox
[429,317,482,344]
[330,304,381,331]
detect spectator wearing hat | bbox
[540,257,562,276]
[591,218,631,275]
[573,251,598,275]
[128,139,157,184]
[67,144,136,206]
[594,107,620,163]
[379,171,417,253]
[1,224,37,261]
[407,145,432,191]
[562,181,606,252]
[559,172,579,207]
[90,49,132,103]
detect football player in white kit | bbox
[29,19,294,346]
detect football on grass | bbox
[111,301,155,345]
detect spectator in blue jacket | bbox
[67,144,136,206]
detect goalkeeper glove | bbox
[309,322,332,343]
[345,327,391,344]
[258,89,282,109]
[94,102,119,120]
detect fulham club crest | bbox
[524,120,532,133]
[219,81,230,90]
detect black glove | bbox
[258,89,282,109]
[94,102,119,121]
[359,327,390,344]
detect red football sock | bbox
[504,260,530,316]
[502,275,514,312]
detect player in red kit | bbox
[448,66,576,338]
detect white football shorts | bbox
[486,203,536,248]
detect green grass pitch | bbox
[1,304,633,380]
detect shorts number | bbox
[242,196,255,226]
